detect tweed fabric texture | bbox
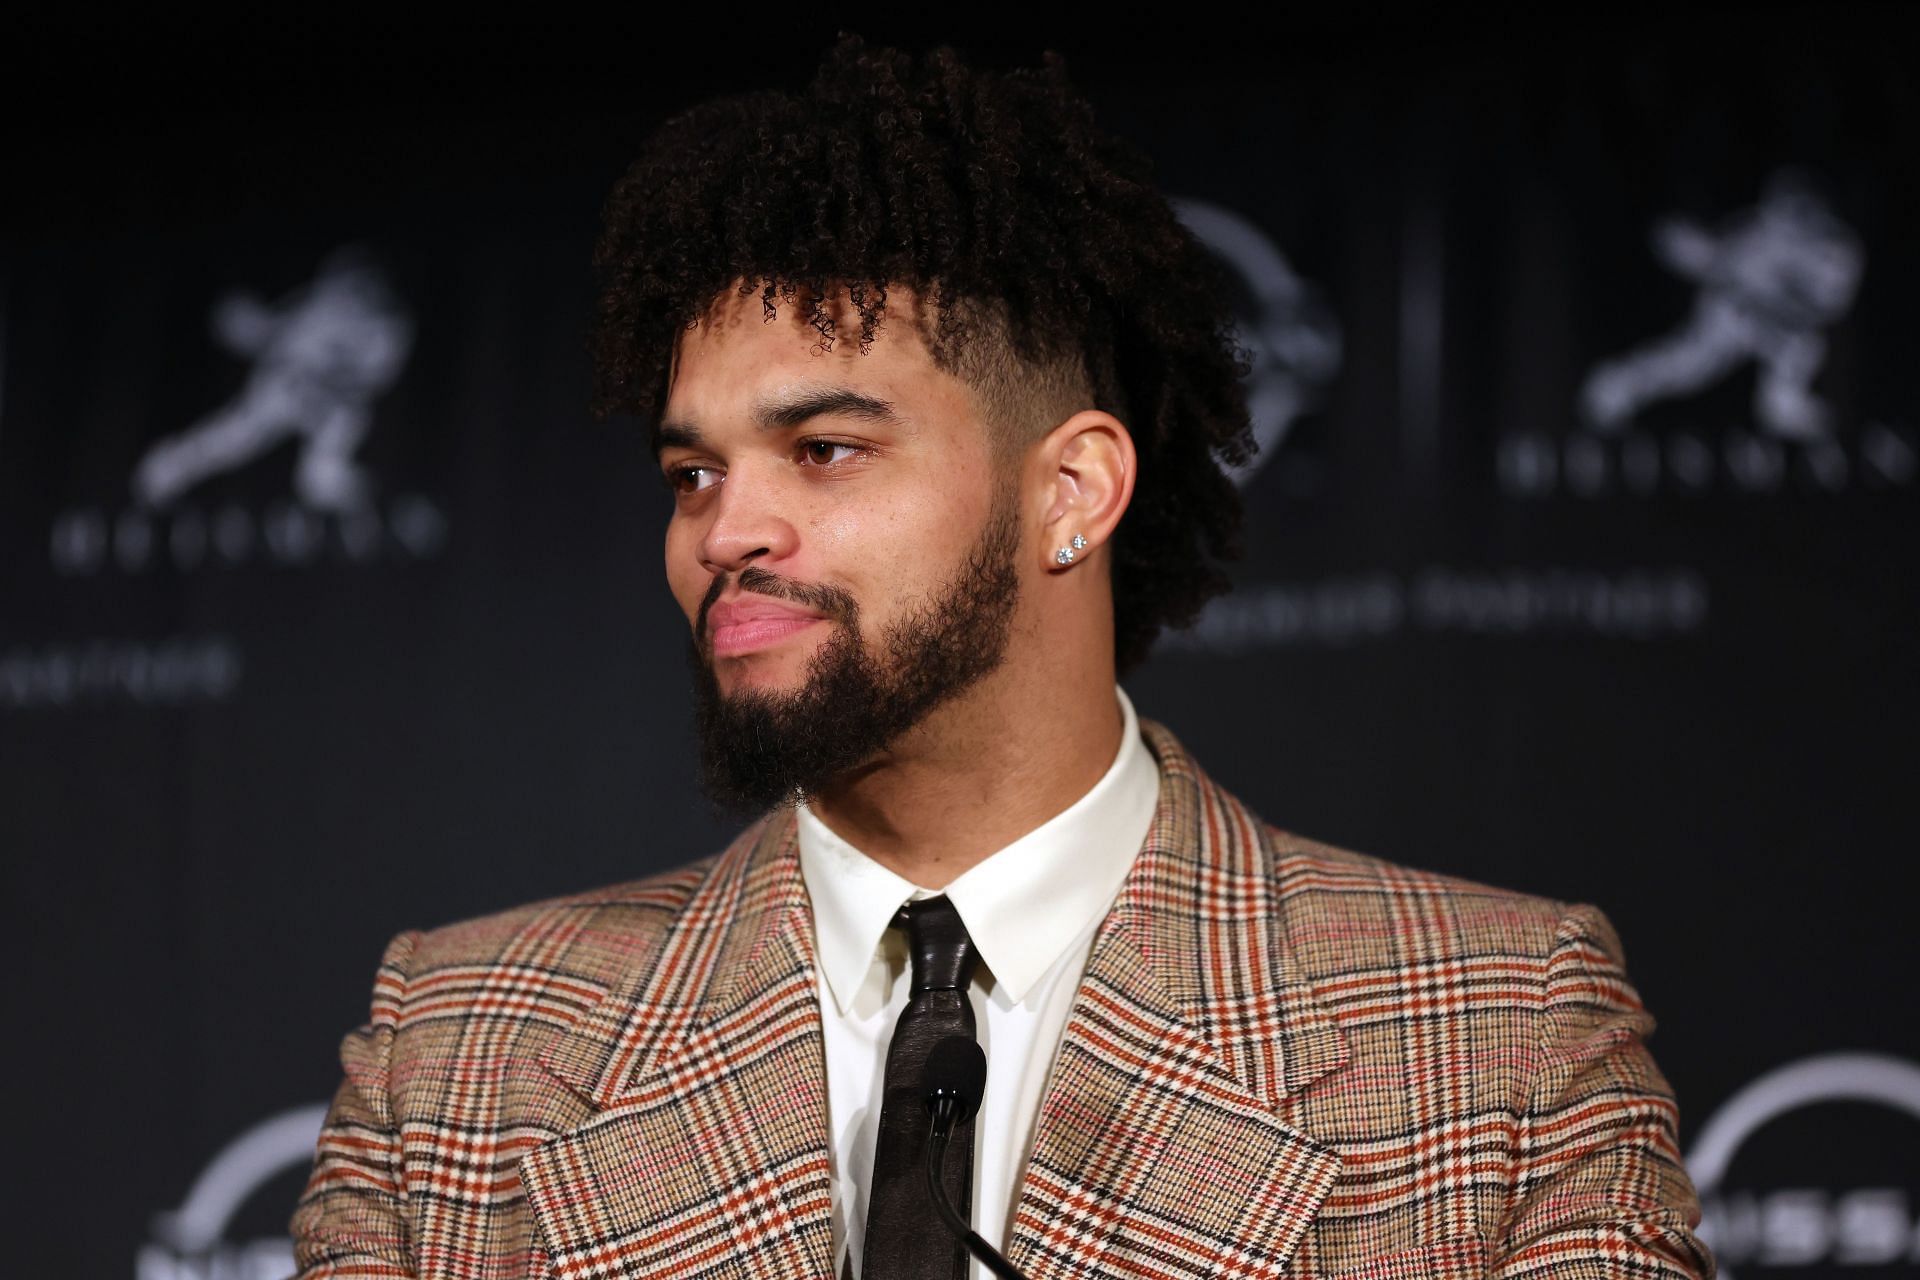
[291,719,1712,1279]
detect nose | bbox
[695,471,799,575]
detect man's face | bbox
[658,289,1028,813]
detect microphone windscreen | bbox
[923,1036,988,1121]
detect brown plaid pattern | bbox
[292,719,1712,1278]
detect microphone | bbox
[921,1036,1035,1280]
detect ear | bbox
[1036,410,1136,572]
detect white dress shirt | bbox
[796,685,1160,1280]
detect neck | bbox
[805,657,1124,889]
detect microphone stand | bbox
[924,1096,1033,1280]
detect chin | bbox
[714,648,815,695]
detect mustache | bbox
[696,566,859,644]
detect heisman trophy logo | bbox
[47,244,445,583]
[1580,169,1863,440]
[131,247,414,513]
[1501,168,1907,498]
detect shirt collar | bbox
[797,685,1160,1012]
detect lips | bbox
[707,596,828,658]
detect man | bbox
[292,38,1711,1280]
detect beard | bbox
[688,487,1024,817]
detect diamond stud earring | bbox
[1054,533,1089,565]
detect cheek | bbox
[846,492,987,624]
[823,464,978,549]
[806,506,865,549]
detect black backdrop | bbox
[4,12,1916,1279]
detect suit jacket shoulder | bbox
[1260,820,1627,986]
[362,811,793,1109]
[394,846,721,999]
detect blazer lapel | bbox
[520,811,837,1279]
[1009,721,1349,1280]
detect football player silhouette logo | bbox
[134,248,414,511]
[1581,171,1862,440]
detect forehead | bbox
[664,285,968,418]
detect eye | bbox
[798,439,866,467]
[663,463,720,495]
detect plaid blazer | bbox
[292,719,1711,1279]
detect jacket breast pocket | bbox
[1321,1233,1488,1279]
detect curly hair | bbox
[591,35,1253,672]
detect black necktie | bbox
[861,895,980,1280]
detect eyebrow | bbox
[652,387,904,459]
